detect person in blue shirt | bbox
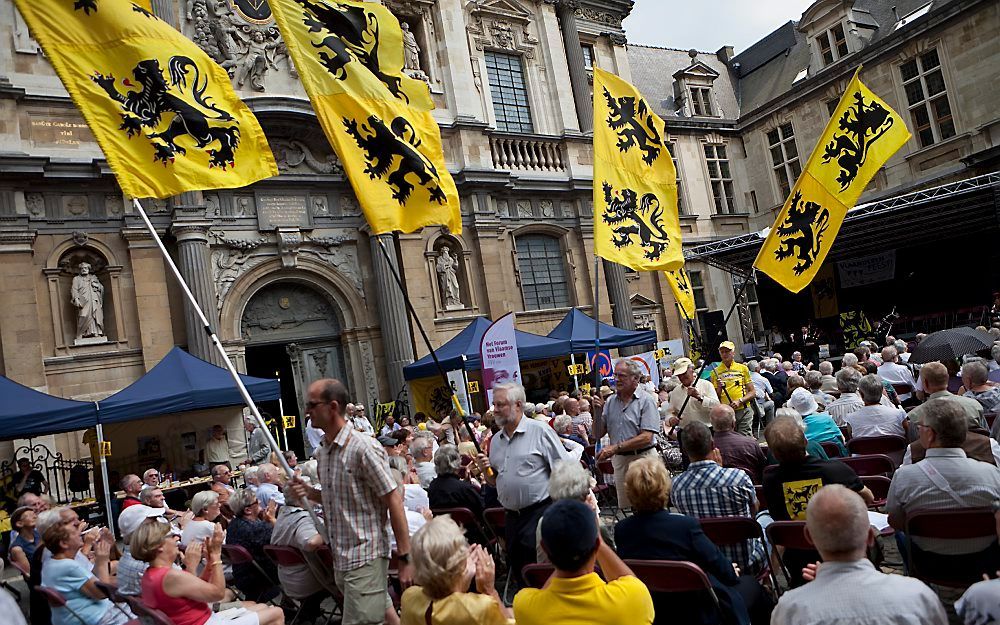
[787,388,847,457]
[8,506,40,574]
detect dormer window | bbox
[816,23,849,66]
[673,54,721,118]
[690,87,714,116]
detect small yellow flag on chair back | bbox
[753,68,910,293]
[593,68,683,272]
[13,0,277,199]
[269,0,460,235]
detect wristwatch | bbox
[397,552,411,564]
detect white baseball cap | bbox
[118,504,167,539]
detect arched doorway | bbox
[241,281,347,457]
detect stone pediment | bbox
[630,293,658,307]
[466,0,533,23]
[672,61,721,81]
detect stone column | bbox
[554,0,592,132]
[370,233,415,398]
[172,219,220,364]
[603,259,641,354]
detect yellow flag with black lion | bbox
[593,68,683,272]
[269,0,460,235]
[754,68,910,293]
[12,0,277,200]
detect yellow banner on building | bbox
[13,0,277,200]
[665,266,696,320]
[754,68,910,293]
[269,0,460,235]
[593,68,682,272]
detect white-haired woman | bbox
[182,491,223,546]
[535,460,608,562]
[132,518,283,625]
[400,516,512,625]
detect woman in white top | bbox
[181,491,222,546]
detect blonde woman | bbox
[130,518,284,625]
[400,516,512,625]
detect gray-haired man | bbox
[594,359,660,509]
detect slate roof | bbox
[733,0,958,114]
[627,45,740,122]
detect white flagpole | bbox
[130,199,324,538]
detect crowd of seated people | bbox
[10,338,1000,625]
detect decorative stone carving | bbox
[560,200,574,217]
[634,311,655,330]
[72,231,89,247]
[436,246,462,309]
[104,194,124,216]
[64,196,88,217]
[358,340,381,406]
[188,0,293,91]
[516,200,532,218]
[241,283,341,344]
[206,194,221,216]
[25,193,44,217]
[340,195,361,217]
[467,0,539,60]
[576,6,622,27]
[278,228,302,268]
[540,199,555,218]
[235,196,255,217]
[210,231,267,311]
[71,262,106,342]
[310,348,331,378]
[302,234,363,293]
[271,139,342,175]
[606,32,627,46]
[496,199,509,217]
[312,197,329,216]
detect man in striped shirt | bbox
[290,378,412,625]
[670,421,765,573]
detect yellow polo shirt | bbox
[513,573,654,625]
[710,361,753,403]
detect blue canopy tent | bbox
[403,317,572,381]
[96,346,281,423]
[546,308,657,352]
[0,376,97,440]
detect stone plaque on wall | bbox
[27,114,95,147]
[256,193,310,230]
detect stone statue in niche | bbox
[71,262,105,341]
[401,21,428,82]
[436,246,462,310]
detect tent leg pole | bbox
[95,422,115,536]
[129,199,325,538]
[570,354,579,391]
[593,256,602,390]
[278,386,288,451]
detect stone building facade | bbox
[0,0,686,464]
[631,0,999,348]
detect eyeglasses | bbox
[305,400,328,410]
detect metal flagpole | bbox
[593,256,602,390]
[674,277,751,422]
[94,405,115,535]
[277,384,289,451]
[129,199,325,537]
[372,236,487,462]
[570,353,579,391]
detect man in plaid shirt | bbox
[670,422,765,573]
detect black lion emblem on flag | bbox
[92,57,241,169]
[73,1,154,16]
[602,182,671,261]
[343,115,446,205]
[773,191,831,275]
[604,87,662,165]
[822,91,895,190]
[294,0,407,102]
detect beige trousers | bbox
[611,447,659,509]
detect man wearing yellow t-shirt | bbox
[710,341,756,437]
[513,499,654,625]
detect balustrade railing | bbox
[489,134,567,172]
